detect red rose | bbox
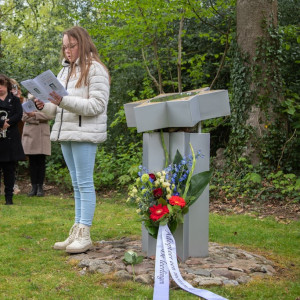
[149,204,169,221]
[153,188,163,198]
[169,195,186,208]
[149,173,156,181]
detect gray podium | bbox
[124,88,230,261]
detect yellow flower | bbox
[166,194,171,200]
[141,173,150,183]
[156,172,161,178]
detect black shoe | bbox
[28,184,37,197]
[5,198,13,205]
[36,184,44,197]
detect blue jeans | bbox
[61,142,98,226]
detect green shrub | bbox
[211,157,300,202]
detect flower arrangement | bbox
[127,144,212,238]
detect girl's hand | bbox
[26,112,36,118]
[49,91,62,106]
[34,99,45,110]
[3,119,10,130]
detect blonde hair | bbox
[10,78,21,91]
[61,26,110,88]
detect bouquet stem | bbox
[160,130,169,168]
[182,143,196,200]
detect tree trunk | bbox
[237,0,278,60]
[235,0,285,166]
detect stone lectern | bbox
[124,88,230,261]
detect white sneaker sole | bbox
[65,243,92,254]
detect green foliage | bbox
[1,0,298,192]
[123,250,144,280]
[211,157,300,203]
[94,140,142,190]
[123,250,143,266]
[228,21,300,173]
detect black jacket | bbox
[0,92,25,161]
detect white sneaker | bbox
[65,224,92,254]
[53,223,79,250]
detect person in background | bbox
[0,74,25,205]
[22,93,51,197]
[35,26,110,254]
[10,79,25,195]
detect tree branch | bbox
[277,129,297,170]
[208,0,225,18]
[210,23,231,89]
[187,0,226,35]
[141,47,161,93]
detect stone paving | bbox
[68,237,277,288]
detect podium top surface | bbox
[124,88,230,133]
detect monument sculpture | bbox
[125,88,230,261]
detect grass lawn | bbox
[0,193,299,299]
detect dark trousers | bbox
[0,161,16,201]
[28,155,46,185]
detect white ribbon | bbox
[153,225,228,300]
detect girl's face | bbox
[62,35,79,63]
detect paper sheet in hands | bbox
[21,70,68,103]
[22,100,37,113]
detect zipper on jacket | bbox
[57,67,69,141]
[79,115,82,127]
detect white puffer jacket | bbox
[42,58,110,144]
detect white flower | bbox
[166,194,171,200]
[162,171,166,176]
[156,172,161,177]
[166,187,171,193]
